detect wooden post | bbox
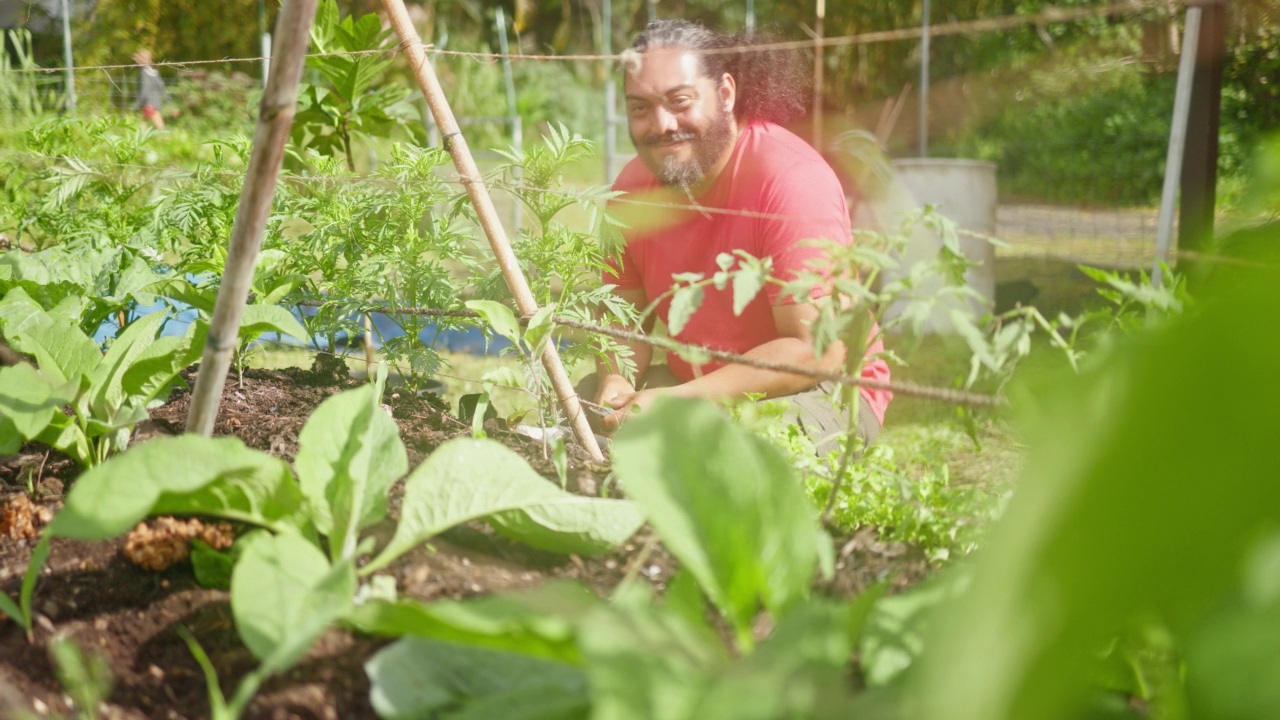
[1178,0,1225,268]
[186,0,318,436]
[380,0,606,464]
[812,0,826,149]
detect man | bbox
[588,20,892,448]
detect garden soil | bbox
[0,359,928,719]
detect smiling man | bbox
[588,19,892,449]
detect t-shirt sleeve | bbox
[757,159,852,304]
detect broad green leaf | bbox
[523,304,557,354]
[0,363,72,440]
[611,397,823,641]
[694,595,883,720]
[144,278,216,313]
[239,303,308,343]
[295,384,407,560]
[860,570,965,687]
[913,238,1280,720]
[0,287,100,386]
[84,311,167,420]
[366,638,589,720]
[576,584,727,720]
[364,439,643,574]
[667,284,704,337]
[49,435,303,540]
[347,583,597,663]
[731,267,767,316]
[120,320,205,409]
[231,529,356,670]
[465,300,522,347]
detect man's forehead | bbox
[623,48,707,95]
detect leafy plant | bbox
[292,0,423,171]
[0,535,51,640]
[362,398,888,719]
[0,244,169,338]
[0,29,61,124]
[909,225,1280,718]
[0,287,203,467]
[39,380,643,718]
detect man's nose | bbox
[654,105,679,134]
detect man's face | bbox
[624,48,736,187]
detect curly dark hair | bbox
[623,19,810,127]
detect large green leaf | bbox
[119,320,206,410]
[295,384,407,560]
[611,397,824,641]
[0,362,73,441]
[365,638,589,720]
[576,584,727,720]
[912,238,1280,719]
[693,595,883,720]
[48,435,304,540]
[83,311,168,421]
[363,439,643,573]
[465,300,522,347]
[346,583,598,663]
[231,529,356,671]
[0,287,100,386]
[239,303,308,344]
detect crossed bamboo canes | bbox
[186,0,606,462]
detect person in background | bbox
[132,49,166,131]
[583,19,892,451]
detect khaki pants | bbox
[576,365,880,455]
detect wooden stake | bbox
[186,0,319,436]
[380,0,605,463]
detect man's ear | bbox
[719,72,737,113]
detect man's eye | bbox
[628,105,647,117]
[669,97,692,109]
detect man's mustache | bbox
[642,131,697,147]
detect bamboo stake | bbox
[186,0,319,437]
[380,0,605,463]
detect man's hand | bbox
[590,374,635,434]
[600,387,669,434]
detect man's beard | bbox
[636,109,734,188]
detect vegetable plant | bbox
[0,287,203,467]
[36,378,644,719]
[359,397,887,719]
[292,0,424,171]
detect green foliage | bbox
[43,381,642,719]
[293,0,424,170]
[910,227,1280,718]
[0,536,51,639]
[364,436,644,573]
[0,29,62,123]
[0,244,168,337]
[0,288,203,467]
[611,397,827,647]
[364,397,886,720]
[48,633,115,720]
[366,638,590,720]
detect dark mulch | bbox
[0,358,927,719]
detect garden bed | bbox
[0,358,930,719]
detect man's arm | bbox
[669,301,844,399]
[601,301,845,432]
[593,286,653,406]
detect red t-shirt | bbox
[606,120,892,424]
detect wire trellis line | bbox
[0,146,1164,245]
[292,299,1005,408]
[11,0,1171,75]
